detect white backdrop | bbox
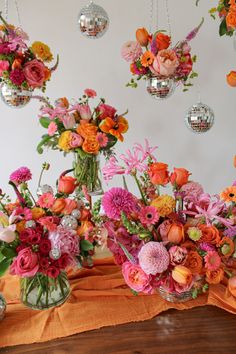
[0,0,236,198]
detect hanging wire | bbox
[149,0,159,33]
[149,0,154,33]
[165,0,172,42]
[4,0,8,20]
[14,0,21,26]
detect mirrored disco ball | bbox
[0,83,32,108]
[185,102,214,134]
[36,184,54,197]
[78,1,109,39]
[146,77,176,99]
[0,293,6,321]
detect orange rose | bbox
[156,32,171,50]
[185,251,203,274]
[148,162,169,185]
[51,198,67,214]
[226,10,236,29]
[136,27,150,47]
[77,221,94,237]
[206,267,224,284]
[181,240,197,251]
[198,225,221,245]
[226,71,236,87]
[61,199,78,215]
[228,276,236,297]
[76,122,98,139]
[170,168,191,187]
[172,265,193,285]
[82,136,100,154]
[58,175,77,194]
[31,207,45,220]
[167,223,185,244]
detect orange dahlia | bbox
[220,186,236,203]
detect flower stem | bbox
[133,173,147,205]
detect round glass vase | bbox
[20,272,70,310]
[146,76,176,100]
[0,82,32,108]
[73,152,103,196]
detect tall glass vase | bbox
[73,152,103,196]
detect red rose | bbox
[19,228,34,242]
[47,266,60,279]
[58,254,70,269]
[39,239,51,255]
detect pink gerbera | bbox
[37,193,55,209]
[138,242,170,275]
[102,187,136,220]
[9,167,32,185]
[84,88,97,98]
[139,206,159,226]
[96,132,108,148]
[204,251,221,271]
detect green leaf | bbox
[0,252,5,262]
[0,258,11,277]
[219,18,227,36]
[1,247,16,259]
[39,117,51,129]
[37,135,52,154]
[80,240,94,252]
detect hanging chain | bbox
[149,0,159,33]
[14,0,21,26]
[149,0,154,33]
[4,0,8,20]
[165,0,172,43]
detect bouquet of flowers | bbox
[100,140,236,302]
[0,164,105,310]
[37,89,129,195]
[121,19,203,93]
[209,0,236,37]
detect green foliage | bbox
[39,117,51,129]
[37,135,53,154]
[80,240,94,252]
[0,258,11,277]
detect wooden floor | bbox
[1,306,236,354]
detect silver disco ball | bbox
[146,76,176,99]
[0,83,32,108]
[36,184,54,197]
[185,102,214,133]
[78,1,109,39]
[60,215,78,230]
[0,293,6,321]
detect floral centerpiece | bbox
[121,19,203,98]
[0,165,105,310]
[208,0,236,37]
[99,140,236,302]
[37,89,129,195]
[0,12,58,107]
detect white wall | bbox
[0,0,236,198]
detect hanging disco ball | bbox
[185,102,214,133]
[146,76,176,99]
[0,83,32,108]
[0,293,6,321]
[78,1,109,39]
[36,184,54,197]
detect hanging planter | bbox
[0,82,32,108]
[146,76,176,100]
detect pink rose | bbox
[0,60,9,76]
[122,261,153,294]
[78,105,92,120]
[150,49,179,77]
[158,220,173,242]
[48,121,57,136]
[10,247,39,277]
[61,113,76,129]
[69,132,83,148]
[97,103,117,119]
[23,59,46,88]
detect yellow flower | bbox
[31,41,53,62]
[31,207,45,220]
[58,131,72,152]
[151,195,176,217]
[0,213,9,227]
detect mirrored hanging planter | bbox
[146,76,176,100]
[0,83,32,108]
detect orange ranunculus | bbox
[206,267,224,284]
[76,122,98,139]
[51,198,67,214]
[198,225,221,245]
[172,265,193,285]
[77,221,94,237]
[148,162,169,185]
[79,208,91,221]
[31,207,45,220]
[226,71,236,87]
[167,223,185,244]
[170,168,191,187]
[136,27,150,47]
[181,240,197,251]
[61,199,78,215]
[185,251,203,274]
[44,67,51,81]
[58,175,77,194]
[156,32,171,51]
[99,116,128,142]
[226,10,236,29]
[218,236,235,258]
[12,58,22,70]
[228,276,236,297]
[16,220,26,233]
[140,51,155,67]
[82,136,100,154]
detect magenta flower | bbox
[0,42,12,54]
[102,187,136,220]
[204,251,221,271]
[139,206,159,226]
[138,242,170,275]
[9,69,25,86]
[121,41,142,62]
[9,167,32,185]
[181,181,204,202]
[199,242,216,252]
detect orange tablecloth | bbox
[0,257,236,348]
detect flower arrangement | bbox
[37,89,129,195]
[0,164,105,309]
[100,140,236,301]
[121,19,203,91]
[0,13,58,93]
[208,0,236,37]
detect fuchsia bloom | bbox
[37,193,55,209]
[9,166,32,185]
[0,60,9,76]
[48,121,57,136]
[138,242,170,275]
[204,251,221,271]
[122,261,153,294]
[139,206,159,226]
[121,41,142,62]
[9,69,25,86]
[96,132,108,148]
[102,187,136,220]
[84,88,97,98]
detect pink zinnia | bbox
[139,206,159,226]
[48,121,57,136]
[102,187,136,220]
[37,193,55,209]
[138,242,170,275]
[84,88,97,98]
[96,132,108,148]
[9,166,32,185]
[204,251,221,271]
[121,41,142,62]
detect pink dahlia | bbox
[102,187,136,220]
[139,206,159,226]
[121,41,142,62]
[204,251,221,271]
[9,69,25,86]
[9,166,32,185]
[181,181,204,202]
[138,241,170,275]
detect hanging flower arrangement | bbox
[209,0,236,37]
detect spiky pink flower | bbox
[138,242,170,275]
[102,187,136,220]
[9,167,32,185]
[204,251,221,271]
[102,156,125,181]
[121,41,142,62]
[139,206,159,226]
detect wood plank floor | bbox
[1,306,236,354]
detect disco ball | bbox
[185,102,214,134]
[0,83,32,108]
[0,293,6,321]
[146,76,176,99]
[60,215,78,230]
[36,184,54,197]
[78,1,109,39]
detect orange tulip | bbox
[148,162,169,185]
[99,116,128,142]
[172,265,193,285]
[226,71,236,87]
[136,27,149,47]
[228,276,236,297]
[12,58,22,70]
[51,198,67,214]
[170,168,191,187]
[77,221,94,237]
[167,223,185,244]
[58,175,77,194]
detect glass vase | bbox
[73,152,103,196]
[0,293,6,321]
[0,82,32,108]
[146,76,176,100]
[20,272,70,310]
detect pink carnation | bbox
[84,88,97,98]
[102,187,136,220]
[9,166,32,185]
[121,41,142,62]
[122,261,153,294]
[138,242,170,275]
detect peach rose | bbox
[82,136,100,154]
[228,276,236,297]
[148,162,169,185]
[206,267,224,284]
[185,251,203,274]
[170,168,191,187]
[136,27,149,47]
[172,265,193,285]
[151,49,179,77]
[167,223,185,244]
[156,32,171,50]
[226,71,236,87]
[198,225,221,245]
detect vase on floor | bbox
[73,152,103,196]
[146,76,176,100]
[0,82,32,108]
[0,293,6,320]
[20,272,70,310]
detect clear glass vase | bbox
[73,152,103,196]
[20,272,70,310]
[0,82,32,108]
[146,76,176,100]
[0,293,6,321]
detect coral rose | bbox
[148,162,169,185]
[226,71,236,87]
[151,49,179,77]
[51,198,67,214]
[170,168,191,187]
[206,267,224,284]
[226,10,236,29]
[167,223,185,244]
[156,32,171,50]
[198,225,221,245]
[122,261,153,294]
[10,247,39,277]
[172,265,193,285]
[23,59,47,88]
[228,276,236,297]
[82,136,100,154]
[136,27,149,47]
[58,175,77,194]
[185,251,203,274]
